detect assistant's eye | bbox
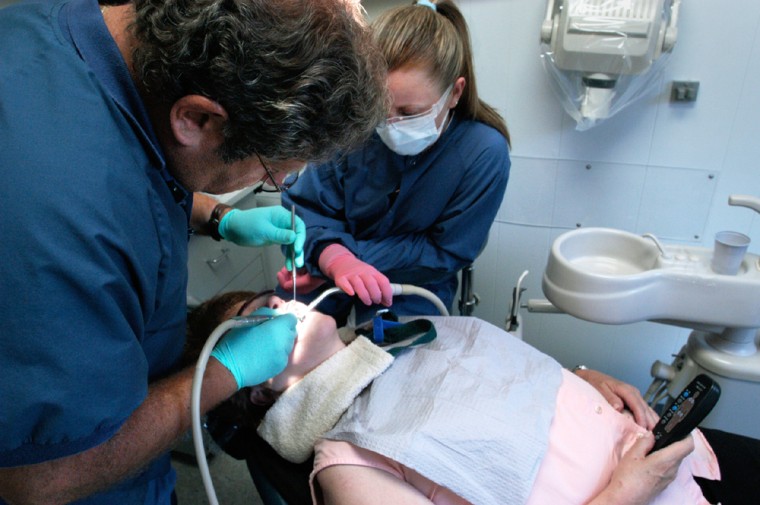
[399,107,426,117]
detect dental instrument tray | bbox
[650,374,720,453]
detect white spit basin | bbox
[542,227,760,328]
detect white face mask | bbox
[376,85,453,156]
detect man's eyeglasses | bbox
[256,153,299,193]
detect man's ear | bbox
[169,95,228,148]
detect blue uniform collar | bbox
[58,0,191,209]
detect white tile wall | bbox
[551,160,647,230]
[637,166,716,241]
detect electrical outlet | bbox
[671,81,699,103]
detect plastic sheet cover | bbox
[540,0,678,130]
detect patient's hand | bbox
[589,433,694,505]
[574,368,658,429]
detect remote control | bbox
[650,374,721,453]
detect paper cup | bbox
[711,231,750,275]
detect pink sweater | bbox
[525,370,720,504]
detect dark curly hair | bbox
[131,0,388,163]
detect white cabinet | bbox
[186,190,274,306]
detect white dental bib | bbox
[325,317,562,505]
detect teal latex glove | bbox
[280,243,305,272]
[219,207,305,268]
[211,310,297,389]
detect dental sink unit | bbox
[542,227,760,329]
[538,195,760,439]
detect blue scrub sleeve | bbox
[356,143,508,272]
[287,129,510,280]
[0,6,181,464]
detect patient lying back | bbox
[185,291,719,505]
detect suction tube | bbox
[391,283,449,316]
[191,315,273,505]
[305,286,344,313]
[305,284,449,316]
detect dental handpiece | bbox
[230,314,275,327]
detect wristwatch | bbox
[209,203,232,241]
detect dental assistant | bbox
[278,0,511,325]
[0,0,387,503]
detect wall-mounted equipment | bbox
[540,0,682,130]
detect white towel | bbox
[257,336,393,463]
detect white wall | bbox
[364,0,760,393]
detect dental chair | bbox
[458,263,479,316]
[458,238,489,316]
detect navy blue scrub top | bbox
[0,0,191,502]
[283,116,510,318]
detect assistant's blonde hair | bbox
[372,0,510,146]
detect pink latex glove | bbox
[318,244,393,306]
[277,266,327,294]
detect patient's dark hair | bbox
[184,290,256,368]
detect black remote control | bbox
[650,374,721,453]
